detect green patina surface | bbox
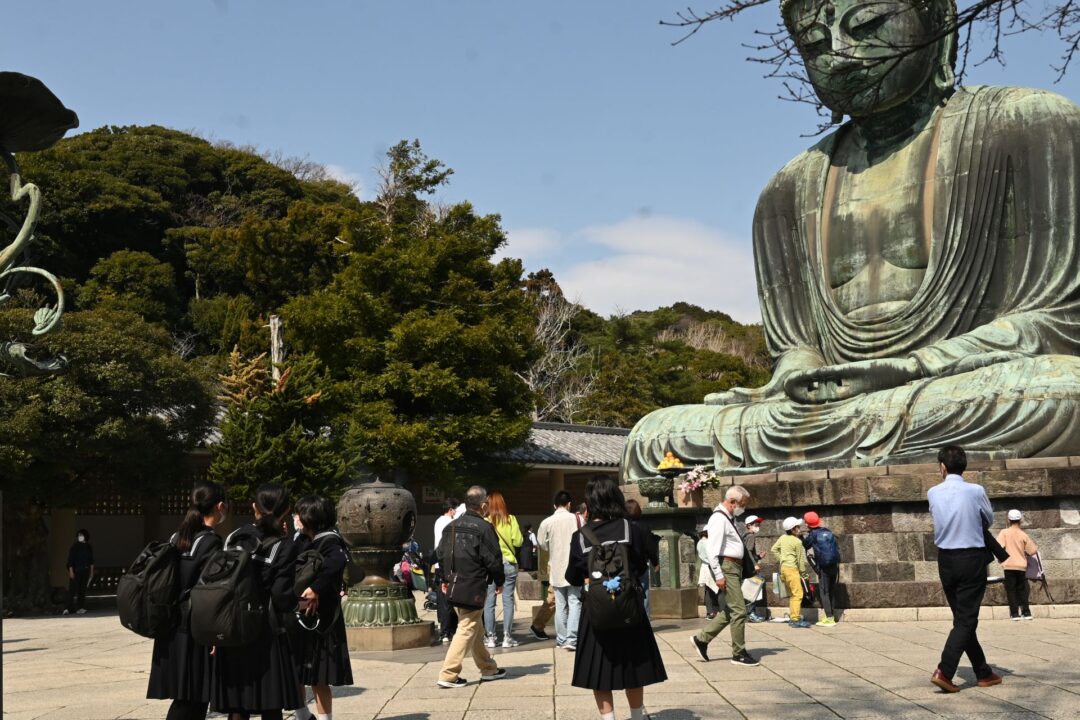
[625,0,1080,478]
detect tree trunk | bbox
[2,497,53,612]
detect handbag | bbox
[1025,551,1045,580]
[741,575,765,602]
[444,523,488,609]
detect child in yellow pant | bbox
[771,517,810,628]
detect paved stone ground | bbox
[3,608,1080,720]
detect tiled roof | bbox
[503,422,629,468]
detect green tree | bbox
[209,350,346,501]
[0,307,215,608]
[77,250,180,324]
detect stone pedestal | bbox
[649,587,699,619]
[346,622,435,651]
[668,457,1080,609]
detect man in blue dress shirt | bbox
[926,446,1003,692]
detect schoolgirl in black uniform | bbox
[566,477,667,720]
[212,483,303,720]
[147,481,227,720]
[291,495,353,720]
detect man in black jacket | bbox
[436,485,508,688]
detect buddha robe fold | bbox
[624,86,1080,480]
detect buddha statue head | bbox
[781,0,957,119]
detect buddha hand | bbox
[783,357,923,404]
[705,372,790,406]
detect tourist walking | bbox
[997,509,1039,620]
[690,485,759,666]
[63,528,95,615]
[291,495,353,720]
[482,491,522,648]
[696,528,720,619]
[567,477,666,720]
[146,482,226,720]
[432,499,459,643]
[537,491,583,649]
[772,517,810,627]
[436,486,507,688]
[211,483,304,719]
[802,511,842,626]
[927,446,1002,692]
[743,515,767,622]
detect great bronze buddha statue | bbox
[624,0,1080,478]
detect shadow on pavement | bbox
[649,711,703,720]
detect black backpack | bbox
[189,530,283,647]
[580,521,645,631]
[516,533,537,571]
[117,541,181,638]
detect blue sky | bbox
[7,1,1078,321]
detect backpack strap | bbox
[186,530,214,558]
[578,520,631,551]
[254,535,285,565]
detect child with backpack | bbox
[209,484,303,720]
[566,477,667,720]
[802,511,842,626]
[146,481,227,720]
[291,495,353,720]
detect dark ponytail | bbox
[254,483,291,538]
[175,481,226,552]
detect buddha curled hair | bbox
[780,0,958,96]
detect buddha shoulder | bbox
[948,85,1080,132]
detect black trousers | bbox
[703,586,719,616]
[937,548,993,680]
[1003,569,1031,617]
[435,573,458,638]
[817,564,840,618]
[67,569,90,611]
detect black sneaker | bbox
[529,625,550,640]
[691,636,709,662]
[481,668,507,682]
[437,677,468,688]
[731,652,760,667]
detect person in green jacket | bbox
[771,517,810,628]
[483,491,523,648]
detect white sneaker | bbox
[501,636,519,648]
[484,634,497,648]
[62,609,70,616]
[76,609,87,615]
[1021,614,1035,621]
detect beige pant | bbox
[439,607,498,682]
[533,582,556,627]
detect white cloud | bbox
[324,164,364,198]
[499,227,565,265]
[504,215,760,322]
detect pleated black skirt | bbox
[146,629,213,702]
[297,612,353,687]
[211,624,303,713]
[571,605,668,691]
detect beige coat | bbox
[996,525,1038,571]
[536,507,580,588]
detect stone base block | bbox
[346,621,434,651]
[516,573,542,600]
[649,587,699,619]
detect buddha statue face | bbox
[784,0,952,118]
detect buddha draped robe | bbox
[624,86,1080,480]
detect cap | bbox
[782,516,801,532]
[803,511,821,528]
[1008,509,1022,521]
[744,514,763,525]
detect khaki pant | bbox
[695,559,746,656]
[533,582,556,627]
[439,607,498,682]
[781,565,804,620]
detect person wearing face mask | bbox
[690,485,759,666]
[771,517,810,628]
[63,529,95,615]
[742,516,767,622]
[147,481,227,720]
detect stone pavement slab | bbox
[4,611,1080,719]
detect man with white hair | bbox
[690,485,758,666]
